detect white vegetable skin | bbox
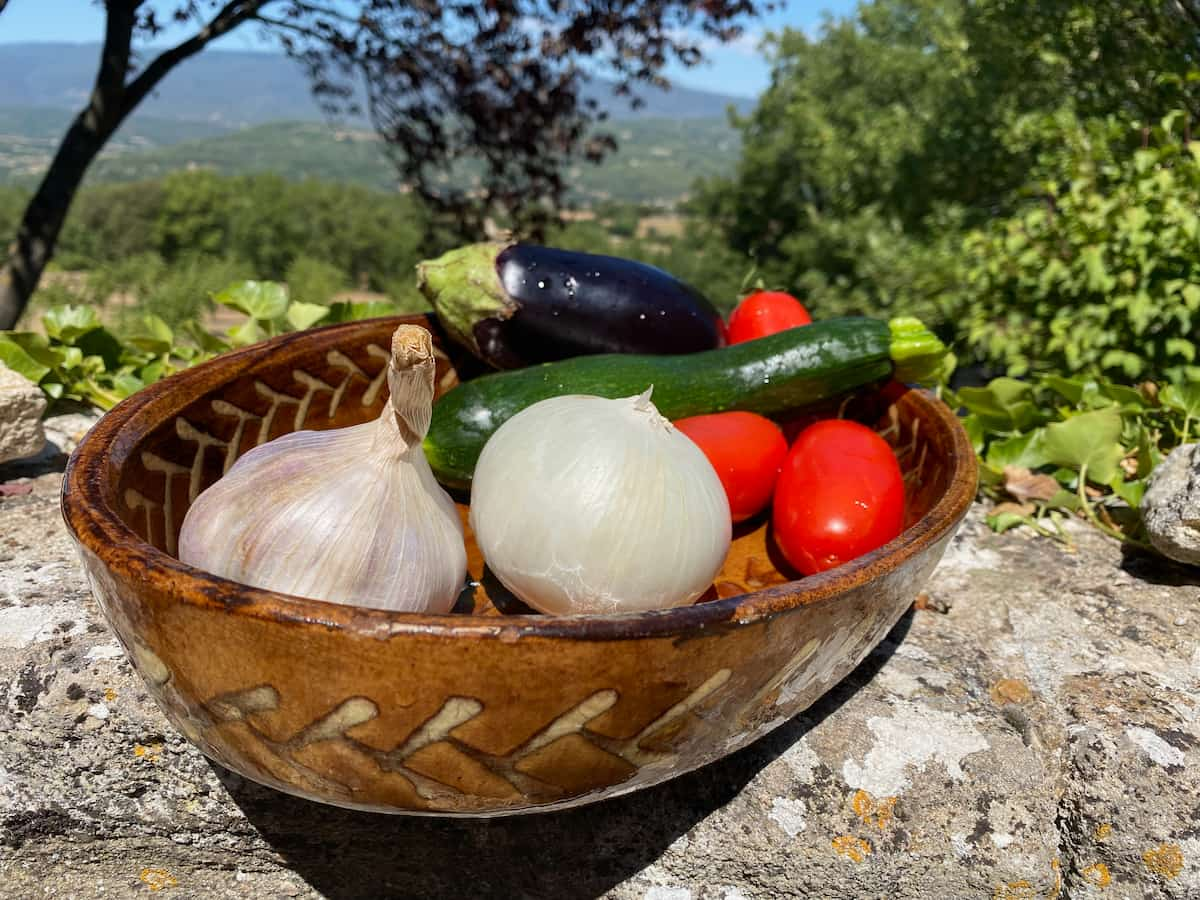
[469,391,732,615]
[178,326,467,613]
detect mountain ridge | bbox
[0,42,755,126]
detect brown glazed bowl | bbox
[62,315,976,817]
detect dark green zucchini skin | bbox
[425,317,893,489]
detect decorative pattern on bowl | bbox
[62,315,976,816]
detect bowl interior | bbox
[106,316,958,616]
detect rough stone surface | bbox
[1143,442,1200,565]
[0,365,46,464]
[1,413,1199,898]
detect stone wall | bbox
[1,414,1197,898]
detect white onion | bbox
[469,390,731,615]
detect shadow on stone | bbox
[1119,544,1200,587]
[0,441,69,482]
[214,611,914,900]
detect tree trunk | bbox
[0,115,113,329]
[0,0,137,331]
[0,1,263,330]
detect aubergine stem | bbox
[415,242,513,360]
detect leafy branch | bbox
[949,372,1199,547]
[0,281,397,410]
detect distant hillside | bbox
[0,107,233,182]
[75,117,740,205]
[0,42,754,127]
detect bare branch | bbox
[121,0,270,118]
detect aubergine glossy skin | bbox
[416,242,725,369]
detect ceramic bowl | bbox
[62,315,976,816]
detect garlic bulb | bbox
[179,326,467,613]
[469,389,731,615]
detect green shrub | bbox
[285,256,348,307]
[953,111,1200,381]
[101,255,253,329]
[381,276,431,315]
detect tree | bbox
[693,0,1200,320]
[0,0,763,330]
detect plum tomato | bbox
[674,411,788,522]
[772,419,905,575]
[726,290,812,344]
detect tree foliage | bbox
[695,0,1200,346]
[0,0,766,329]
[956,111,1200,382]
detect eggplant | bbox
[415,242,725,369]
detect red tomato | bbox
[674,412,788,522]
[772,419,905,575]
[726,290,812,344]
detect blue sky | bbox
[0,1,859,98]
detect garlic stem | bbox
[376,325,437,453]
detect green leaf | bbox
[75,327,125,372]
[978,461,1005,488]
[1162,382,1200,418]
[128,315,174,355]
[961,414,985,453]
[1042,406,1124,484]
[285,301,331,331]
[226,318,265,348]
[109,371,145,398]
[956,378,1045,432]
[213,281,289,321]
[1109,476,1145,509]
[987,511,1029,534]
[180,320,231,354]
[1041,374,1086,405]
[0,333,54,383]
[1044,489,1081,512]
[325,300,399,324]
[41,305,101,344]
[985,429,1049,470]
[1097,382,1147,411]
[1166,338,1196,363]
[1080,246,1114,292]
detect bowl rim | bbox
[61,315,978,642]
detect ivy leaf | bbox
[986,429,1049,470]
[1161,382,1200,418]
[1042,406,1124,484]
[1041,374,1086,405]
[956,378,1045,431]
[213,281,289,321]
[325,301,400,324]
[226,319,265,347]
[0,333,55,383]
[75,327,125,372]
[1109,476,1146,509]
[41,305,102,344]
[1098,382,1147,411]
[987,510,1031,534]
[285,302,331,331]
[128,315,174,356]
[180,321,231,354]
[960,414,985,453]
[109,371,145,399]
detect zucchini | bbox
[425,316,946,489]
